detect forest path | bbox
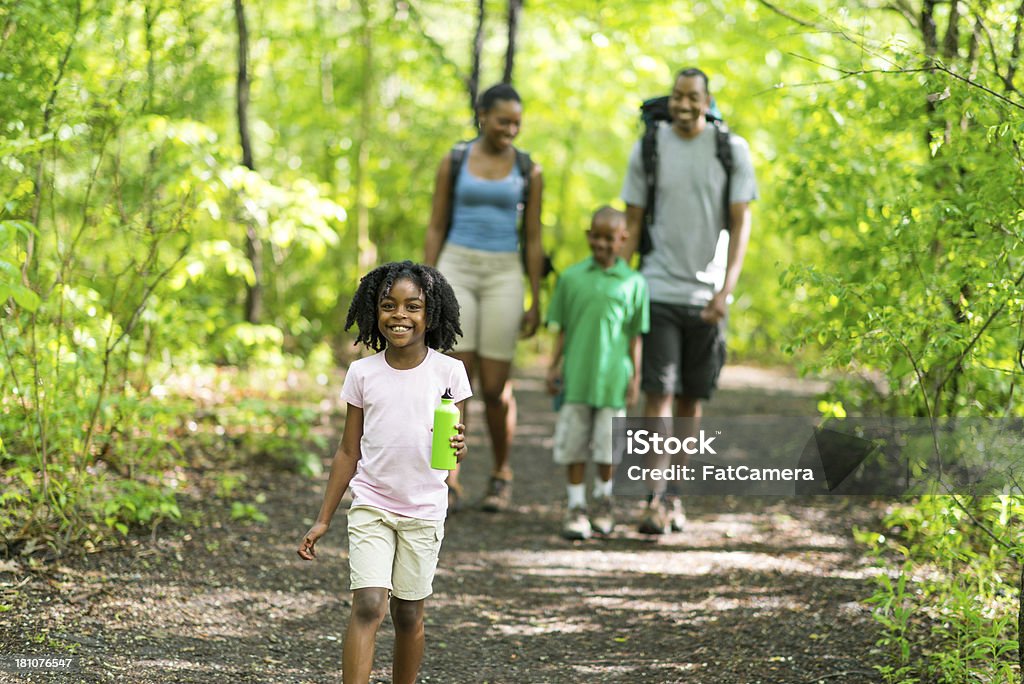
[0,365,887,683]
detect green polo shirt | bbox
[546,257,649,409]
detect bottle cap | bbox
[441,387,453,400]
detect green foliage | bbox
[3,4,1024,675]
[99,481,182,536]
[214,474,269,524]
[769,2,1024,677]
[768,5,1024,419]
[225,400,327,477]
[0,221,40,310]
[230,498,269,524]
[859,496,1022,682]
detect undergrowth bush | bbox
[858,496,1022,683]
[0,352,338,557]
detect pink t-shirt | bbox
[340,348,472,520]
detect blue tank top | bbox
[447,144,524,253]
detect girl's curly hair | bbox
[345,261,463,352]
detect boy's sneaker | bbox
[562,506,592,540]
[481,476,512,512]
[664,495,686,531]
[589,496,615,536]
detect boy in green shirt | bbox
[546,206,650,539]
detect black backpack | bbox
[638,96,734,257]
[445,140,555,277]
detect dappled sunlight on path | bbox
[0,365,885,683]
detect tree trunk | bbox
[468,0,485,124]
[143,2,160,112]
[1007,0,1024,93]
[316,0,336,185]
[503,0,522,84]
[921,0,938,57]
[234,0,262,323]
[353,0,377,274]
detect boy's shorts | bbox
[641,302,726,400]
[347,506,445,601]
[552,403,625,466]
[437,243,524,362]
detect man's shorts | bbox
[552,404,625,466]
[641,302,726,400]
[437,243,524,362]
[347,506,445,601]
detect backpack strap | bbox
[444,142,551,274]
[444,140,472,240]
[513,148,553,276]
[712,120,734,232]
[514,148,532,237]
[639,120,660,256]
[445,140,531,235]
[641,118,735,250]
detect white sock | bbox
[592,478,613,500]
[566,483,586,510]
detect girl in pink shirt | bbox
[298,261,471,684]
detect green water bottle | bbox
[430,388,460,470]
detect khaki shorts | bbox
[437,243,524,362]
[552,403,625,466]
[347,506,445,601]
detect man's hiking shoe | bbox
[562,506,592,540]
[589,496,615,536]
[638,496,686,535]
[638,499,670,535]
[481,476,512,512]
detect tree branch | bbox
[1007,0,1024,92]
[25,0,83,288]
[757,0,819,28]
[399,0,464,83]
[1019,561,1023,676]
[80,224,191,463]
[939,266,1024,391]
[976,13,1003,79]
[805,56,1024,112]
[881,0,919,29]
[948,495,1016,552]
[0,322,29,414]
[800,671,880,684]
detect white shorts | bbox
[552,404,625,466]
[347,506,445,601]
[437,243,524,362]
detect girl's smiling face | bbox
[377,277,427,350]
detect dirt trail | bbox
[0,365,887,683]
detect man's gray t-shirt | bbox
[621,122,758,306]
